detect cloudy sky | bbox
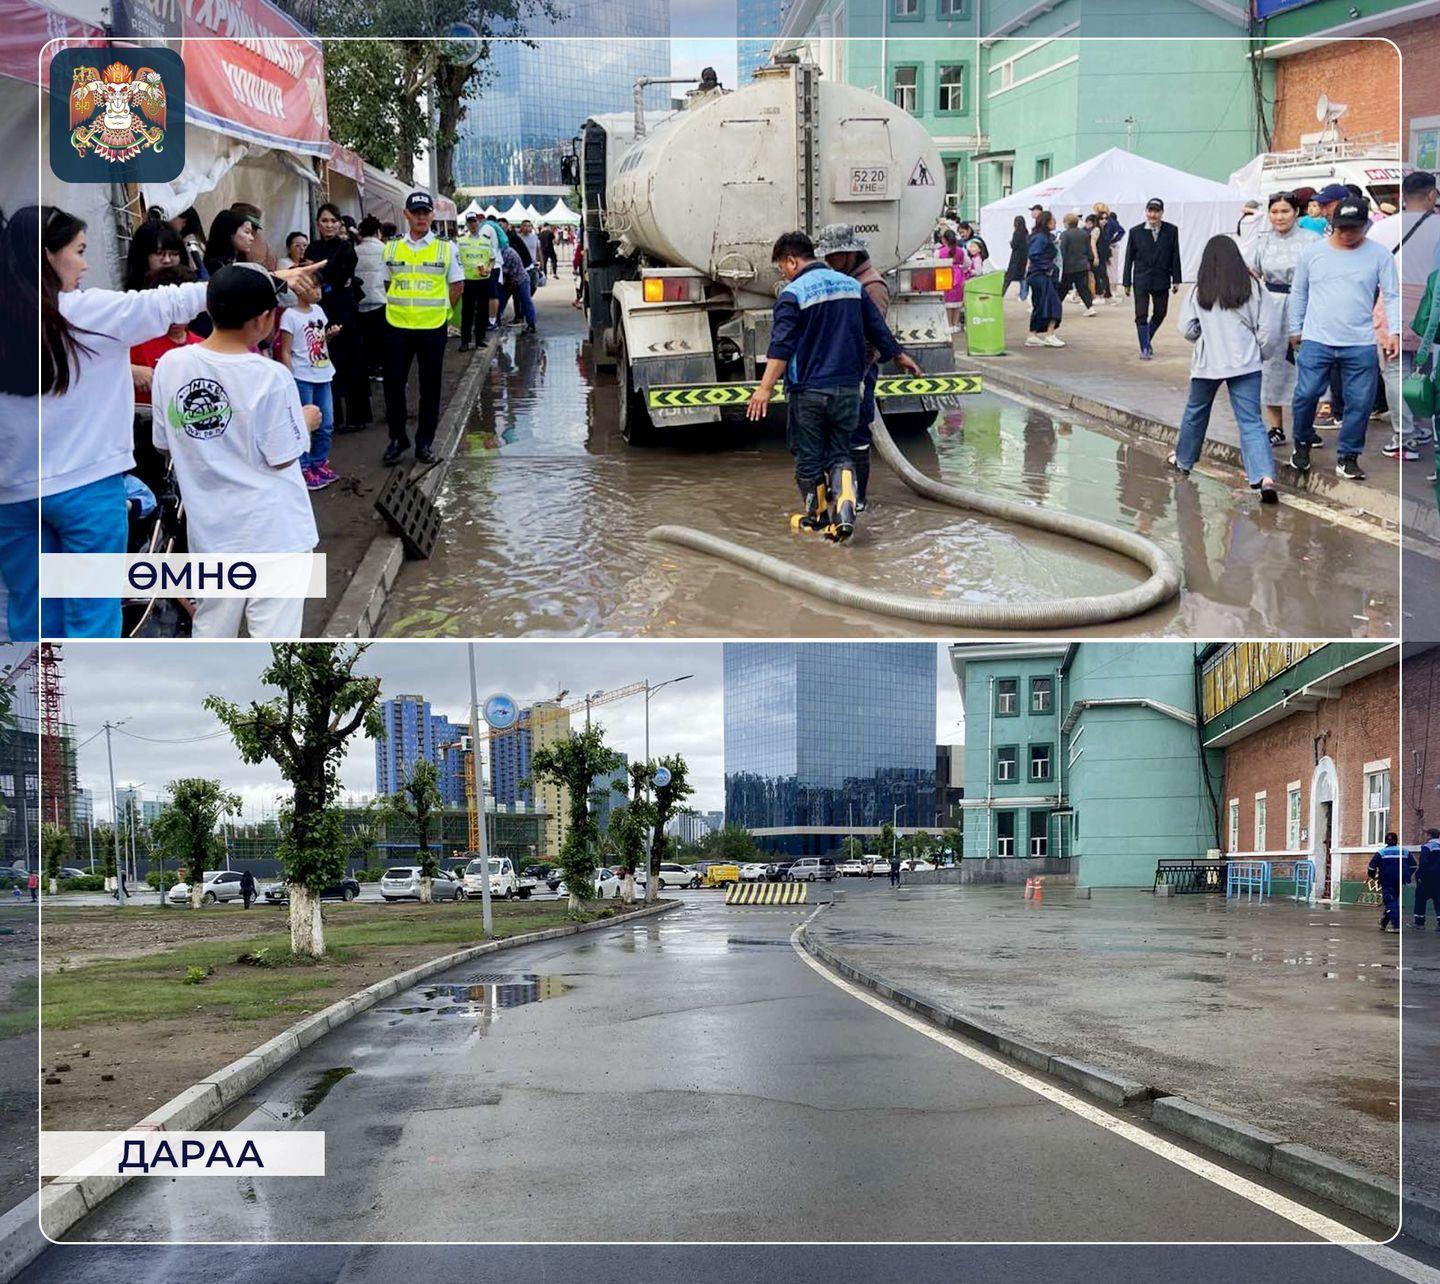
[53,643,964,824]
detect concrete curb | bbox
[1402,1186,1440,1251]
[29,899,679,1254]
[324,333,501,637]
[968,356,1400,530]
[799,923,1398,1230]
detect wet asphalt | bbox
[54,894,1387,1245]
[376,294,1397,640]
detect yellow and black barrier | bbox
[646,373,982,411]
[724,881,809,906]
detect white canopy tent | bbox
[979,148,1260,281]
[459,199,487,222]
[499,198,529,221]
[541,197,581,224]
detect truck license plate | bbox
[849,166,889,196]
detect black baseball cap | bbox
[206,263,280,329]
[1331,197,1371,228]
[1146,197,1164,211]
[405,191,435,213]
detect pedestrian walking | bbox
[889,856,901,887]
[1122,197,1183,359]
[518,220,541,290]
[500,243,537,332]
[1169,234,1282,502]
[1024,210,1064,347]
[480,213,508,334]
[27,870,37,903]
[457,212,494,351]
[538,223,559,278]
[1415,829,1440,930]
[746,230,920,540]
[381,192,464,466]
[352,216,388,380]
[1057,212,1097,315]
[1098,205,1125,294]
[1003,215,1028,299]
[1367,832,1414,933]
[304,203,371,436]
[1245,192,1320,447]
[1086,213,1113,301]
[817,224,889,513]
[277,273,342,490]
[1287,195,1401,482]
[240,868,257,909]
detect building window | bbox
[1031,676,1052,714]
[1227,799,1239,853]
[24,775,37,797]
[996,810,1015,857]
[1029,810,1049,858]
[1035,156,1053,182]
[0,775,11,796]
[938,0,968,15]
[1029,744,1052,782]
[943,156,963,211]
[937,64,966,114]
[892,65,918,113]
[1254,793,1267,852]
[1287,784,1301,849]
[1365,768,1391,846]
[996,678,1018,716]
[893,0,921,17]
[995,746,1018,783]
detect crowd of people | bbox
[0,189,578,640]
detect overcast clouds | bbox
[55,643,964,824]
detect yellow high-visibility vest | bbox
[458,236,493,281]
[383,237,453,329]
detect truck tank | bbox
[597,63,944,302]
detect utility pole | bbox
[468,644,493,936]
[102,721,126,905]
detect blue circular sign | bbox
[653,766,672,788]
[483,693,519,730]
[441,21,483,66]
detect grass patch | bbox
[0,976,37,1040]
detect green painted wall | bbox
[1261,0,1417,36]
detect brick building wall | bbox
[1220,665,1399,895]
[1273,39,1400,150]
[1392,17,1440,147]
[1403,647,1440,844]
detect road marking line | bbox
[1346,1244,1440,1284]
[789,923,1374,1247]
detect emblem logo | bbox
[49,48,184,183]
[169,379,233,441]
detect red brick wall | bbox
[1221,665,1399,886]
[1274,40,1400,151]
[1403,647,1440,845]
[1394,18,1440,138]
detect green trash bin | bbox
[964,269,1007,357]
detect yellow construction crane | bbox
[443,680,650,853]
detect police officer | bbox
[1415,828,1440,931]
[381,191,465,465]
[457,212,494,352]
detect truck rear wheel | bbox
[881,409,938,435]
[616,330,658,447]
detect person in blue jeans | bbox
[1169,235,1282,502]
[1288,195,1401,482]
[1367,832,1415,933]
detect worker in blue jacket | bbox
[1367,832,1415,933]
[748,230,921,541]
[1415,828,1440,930]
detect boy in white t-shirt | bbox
[151,263,322,639]
[277,275,342,490]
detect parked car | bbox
[864,855,891,877]
[524,864,554,882]
[900,859,936,873]
[766,860,795,882]
[789,857,837,882]
[837,856,867,876]
[263,877,361,904]
[58,866,89,880]
[740,862,768,882]
[167,869,246,905]
[461,856,534,900]
[379,866,467,902]
[655,862,701,890]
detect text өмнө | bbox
[127,560,257,591]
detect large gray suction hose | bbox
[648,417,1183,630]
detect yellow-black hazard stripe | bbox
[724,881,810,905]
[646,373,981,410]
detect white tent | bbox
[542,197,581,224]
[499,198,529,221]
[482,204,501,218]
[459,200,487,221]
[979,147,1260,281]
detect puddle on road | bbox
[297,1066,354,1117]
[379,330,1396,638]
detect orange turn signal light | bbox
[934,265,954,292]
[642,278,665,303]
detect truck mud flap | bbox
[634,355,721,426]
[646,372,981,410]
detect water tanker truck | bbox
[563,59,978,445]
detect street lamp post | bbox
[642,674,693,900]
[467,644,493,936]
[892,803,902,873]
[102,721,127,905]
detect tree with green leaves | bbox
[606,761,653,903]
[702,824,758,864]
[206,644,383,958]
[150,779,243,910]
[384,759,443,902]
[840,835,864,864]
[879,820,897,871]
[645,754,693,905]
[41,823,70,895]
[346,798,384,877]
[528,725,624,915]
[941,827,964,862]
[95,825,116,885]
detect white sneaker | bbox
[1043,334,1066,347]
[1025,335,1046,346]
[1084,307,1097,317]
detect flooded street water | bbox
[379,314,1398,639]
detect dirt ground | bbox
[40,900,655,1132]
[0,906,38,1214]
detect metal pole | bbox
[104,723,124,905]
[468,644,493,935]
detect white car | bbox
[740,862,768,882]
[863,855,892,877]
[462,856,534,900]
[167,869,245,905]
[900,858,936,872]
[656,862,700,890]
[837,856,867,876]
[379,866,467,901]
[553,867,624,899]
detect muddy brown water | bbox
[378,327,1398,639]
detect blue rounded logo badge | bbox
[483,693,519,730]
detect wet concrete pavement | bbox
[55,894,1385,1244]
[377,290,1397,639]
[809,881,1400,1178]
[1405,924,1440,1224]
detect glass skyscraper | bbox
[374,696,466,808]
[453,6,670,197]
[724,643,938,854]
[737,1,788,85]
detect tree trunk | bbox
[190,881,203,910]
[621,872,635,904]
[291,885,324,958]
[420,876,432,904]
[567,890,580,915]
[48,878,57,895]
[644,850,659,904]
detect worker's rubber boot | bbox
[853,447,871,514]
[1136,321,1152,360]
[828,463,859,542]
[789,479,831,534]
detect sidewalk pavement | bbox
[810,881,1398,1179]
[1404,927,1440,1241]
[961,288,1411,525]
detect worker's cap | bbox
[1330,196,1371,228]
[814,223,869,257]
[405,191,435,213]
[1403,170,1437,196]
[465,211,480,221]
[206,263,281,330]
[1315,182,1350,205]
[1145,197,1165,211]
